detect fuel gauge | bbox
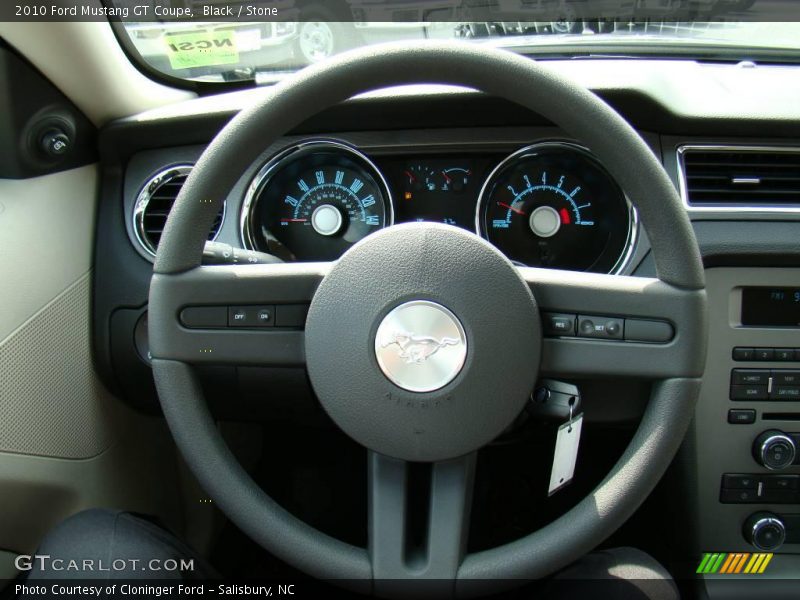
[404,165,436,193]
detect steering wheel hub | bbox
[375,300,468,393]
[305,222,541,462]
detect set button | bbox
[540,312,673,343]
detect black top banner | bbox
[3,0,800,23]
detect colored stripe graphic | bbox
[744,554,760,574]
[698,553,727,574]
[698,553,773,574]
[719,553,736,574]
[734,553,750,573]
[696,553,714,574]
[758,553,773,573]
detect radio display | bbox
[741,287,800,327]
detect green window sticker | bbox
[164,30,240,70]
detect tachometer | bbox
[477,142,635,273]
[241,141,392,261]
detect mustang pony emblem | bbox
[381,332,461,364]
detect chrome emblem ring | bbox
[375,300,467,393]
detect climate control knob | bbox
[744,512,786,551]
[753,430,796,471]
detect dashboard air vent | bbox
[679,146,800,210]
[133,165,225,256]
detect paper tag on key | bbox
[548,412,583,496]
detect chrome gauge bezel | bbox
[474,141,638,275]
[133,164,227,259]
[240,140,395,252]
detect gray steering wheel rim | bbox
[149,41,706,593]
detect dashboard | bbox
[96,72,800,592]
[134,137,637,274]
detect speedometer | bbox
[241,141,392,261]
[477,142,636,273]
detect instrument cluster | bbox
[240,140,637,273]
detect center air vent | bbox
[133,165,225,256]
[679,146,800,210]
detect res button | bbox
[542,313,576,336]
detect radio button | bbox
[728,409,756,424]
[773,371,800,386]
[730,385,768,401]
[732,369,770,386]
[770,387,800,400]
[733,347,755,361]
[755,348,775,361]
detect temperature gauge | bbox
[437,167,471,193]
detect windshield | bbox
[114,1,800,85]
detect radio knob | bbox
[753,430,797,471]
[744,512,786,551]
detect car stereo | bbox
[741,287,800,327]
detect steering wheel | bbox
[148,41,707,597]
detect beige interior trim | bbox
[0,416,186,556]
[0,9,194,125]
[0,165,98,342]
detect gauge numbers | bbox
[479,143,634,273]
[242,142,392,262]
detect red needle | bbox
[442,171,452,183]
[498,202,525,216]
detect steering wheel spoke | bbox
[148,263,328,366]
[369,451,476,595]
[521,267,707,379]
[146,41,708,591]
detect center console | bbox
[691,268,800,577]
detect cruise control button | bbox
[730,385,768,400]
[228,306,257,327]
[542,313,576,337]
[255,306,275,327]
[605,320,622,337]
[577,316,623,339]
